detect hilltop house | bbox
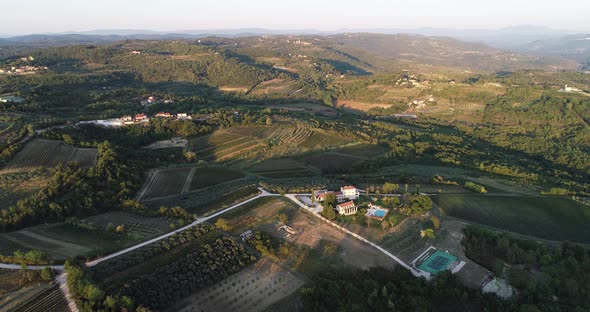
[155,112,172,118]
[176,113,192,120]
[121,115,134,125]
[134,113,149,122]
[335,201,357,216]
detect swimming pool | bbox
[374,209,387,218]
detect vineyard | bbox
[189,166,245,190]
[188,126,360,171]
[0,122,25,145]
[7,139,98,170]
[11,285,69,312]
[145,183,260,216]
[139,167,192,201]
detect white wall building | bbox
[335,201,357,216]
[340,186,359,200]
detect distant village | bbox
[0,56,48,75]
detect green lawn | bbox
[189,166,245,190]
[434,194,590,243]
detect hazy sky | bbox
[2,0,590,35]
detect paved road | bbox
[0,263,64,270]
[1,188,428,310]
[86,187,278,267]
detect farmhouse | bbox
[176,113,192,120]
[335,201,357,216]
[315,185,360,202]
[155,112,172,118]
[134,113,149,123]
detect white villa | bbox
[335,201,357,216]
[315,185,359,203]
[340,186,359,200]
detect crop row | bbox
[13,286,68,312]
[141,168,191,201]
[8,139,98,170]
[103,230,223,292]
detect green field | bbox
[145,182,260,217]
[301,152,365,173]
[434,194,590,243]
[0,212,171,260]
[189,166,245,190]
[336,144,389,158]
[249,158,317,178]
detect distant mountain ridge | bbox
[0,31,582,72]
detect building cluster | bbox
[289,39,312,46]
[141,96,175,106]
[314,186,360,216]
[0,65,48,75]
[78,112,193,128]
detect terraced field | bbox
[0,122,24,145]
[140,168,192,201]
[190,126,358,170]
[7,139,98,170]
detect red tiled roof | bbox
[341,186,357,190]
[336,201,355,208]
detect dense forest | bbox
[462,227,590,311]
[300,266,511,311]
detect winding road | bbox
[1,188,423,311]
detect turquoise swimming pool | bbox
[374,209,387,218]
